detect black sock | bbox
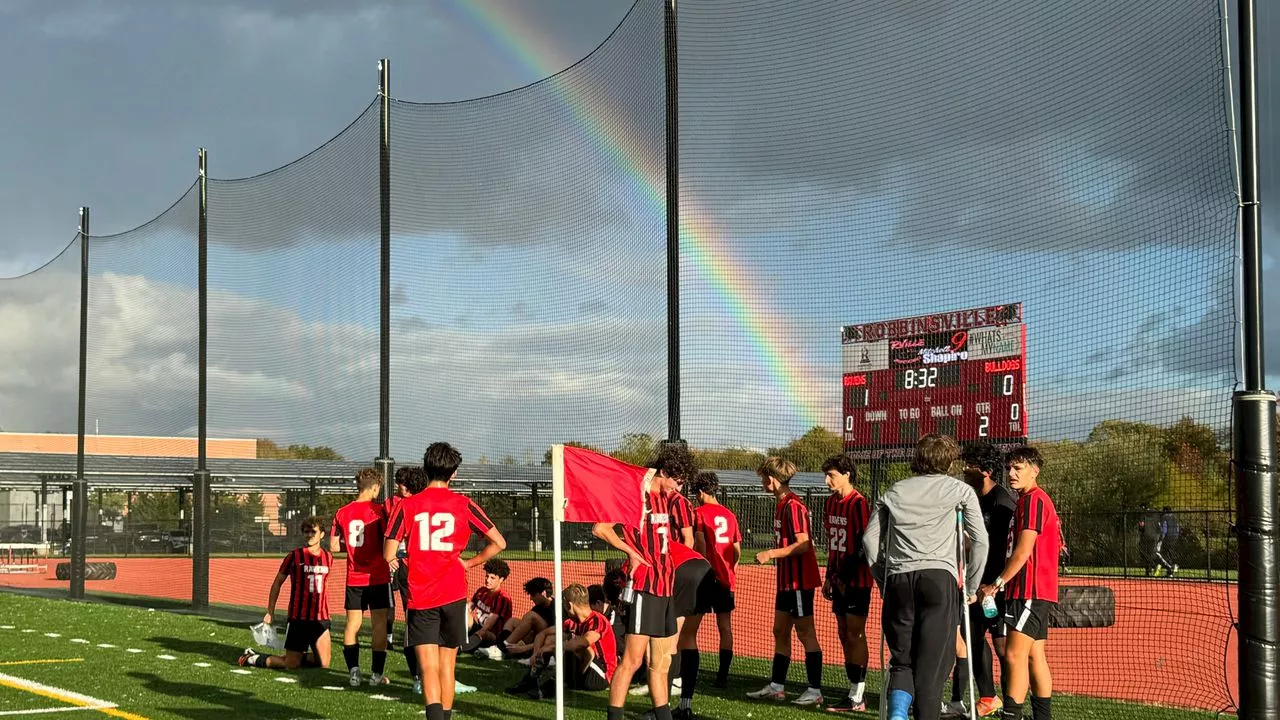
[770,653,790,686]
[403,647,419,678]
[952,659,969,702]
[607,706,625,720]
[372,650,386,676]
[653,704,673,720]
[1001,695,1023,719]
[1030,695,1051,720]
[252,654,269,668]
[426,703,444,720]
[670,652,682,679]
[680,649,700,700]
[804,650,823,690]
[443,710,453,720]
[717,649,733,682]
[845,662,866,685]
[343,643,359,671]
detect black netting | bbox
[388,0,667,465]
[206,102,380,465]
[85,185,199,440]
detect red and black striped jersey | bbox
[1005,486,1061,602]
[774,492,821,591]
[564,610,617,680]
[824,489,873,589]
[623,490,678,597]
[470,586,513,628]
[278,547,333,621]
[667,490,695,538]
[387,487,497,610]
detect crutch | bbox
[877,512,892,720]
[956,507,978,720]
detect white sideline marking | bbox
[20,630,34,634]
[0,626,14,630]
[321,686,344,691]
[369,695,393,701]
[0,671,119,716]
[124,649,142,654]
[273,677,296,684]
[68,640,88,645]
[42,634,60,638]
[192,663,211,668]
[230,669,252,675]
[155,656,175,661]
[95,645,114,649]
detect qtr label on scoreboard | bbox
[841,303,1027,460]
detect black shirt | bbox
[980,483,1017,584]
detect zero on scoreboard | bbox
[841,303,1027,460]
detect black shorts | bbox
[831,585,873,617]
[344,583,393,612]
[626,591,676,638]
[532,602,557,629]
[283,619,331,653]
[406,600,468,649]
[775,589,816,618]
[694,573,735,615]
[970,595,1007,639]
[673,559,712,618]
[1004,598,1054,641]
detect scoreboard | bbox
[841,303,1027,460]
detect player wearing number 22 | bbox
[385,442,507,720]
[821,453,874,712]
[331,467,394,687]
[238,516,333,671]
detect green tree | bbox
[257,438,344,461]
[542,441,605,466]
[612,433,657,466]
[767,426,843,472]
[694,446,766,471]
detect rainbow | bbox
[441,0,829,432]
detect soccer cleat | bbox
[517,657,532,667]
[628,683,651,697]
[792,688,824,706]
[975,696,1003,717]
[236,649,256,667]
[369,674,390,686]
[481,645,504,661]
[942,700,968,717]
[827,696,867,713]
[672,708,696,720]
[747,683,786,701]
[348,668,362,688]
[412,676,422,696]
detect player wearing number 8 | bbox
[384,442,507,720]
[237,517,333,672]
[331,468,394,687]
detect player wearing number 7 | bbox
[330,468,394,687]
[384,442,507,720]
[238,516,333,671]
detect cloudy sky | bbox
[0,0,1275,462]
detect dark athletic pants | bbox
[883,569,960,720]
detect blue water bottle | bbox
[982,594,998,619]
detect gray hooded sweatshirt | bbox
[863,473,989,595]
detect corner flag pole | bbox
[551,444,567,720]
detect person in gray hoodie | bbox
[863,434,988,720]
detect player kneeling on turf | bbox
[239,517,334,670]
[384,442,507,720]
[331,467,394,687]
[508,583,618,700]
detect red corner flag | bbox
[551,444,654,525]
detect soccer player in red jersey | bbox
[749,456,825,707]
[238,516,333,671]
[330,467,393,687]
[507,583,618,699]
[592,441,698,720]
[680,471,740,711]
[820,453,874,712]
[980,446,1060,720]
[461,558,513,656]
[387,466,420,689]
[384,442,507,720]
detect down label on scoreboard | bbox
[841,303,1027,460]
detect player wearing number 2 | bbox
[238,516,333,671]
[385,442,507,720]
[684,471,741,711]
[331,467,394,687]
[820,453,874,712]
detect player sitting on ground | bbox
[239,516,334,671]
[508,583,619,700]
[330,467,394,687]
[593,440,700,720]
[980,446,1060,720]
[496,577,556,656]
[748,456,825,707]
[460,558,514,658]
[820,453,874,712]
[385,442,507,720]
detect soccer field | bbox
[0,591,1217,719]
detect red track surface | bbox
[1,557,1236,712]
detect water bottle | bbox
[620,575,636,606]
[982,594,998,619]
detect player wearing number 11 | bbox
[237,516,333,671]
[385,442,507,720]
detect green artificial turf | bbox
[0,591,1219,720]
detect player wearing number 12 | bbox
[238,516,333,671]
[330,468,394,687]
[385,442,507,720]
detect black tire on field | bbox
[54,562,117,582]
[1050,585,1115,628]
